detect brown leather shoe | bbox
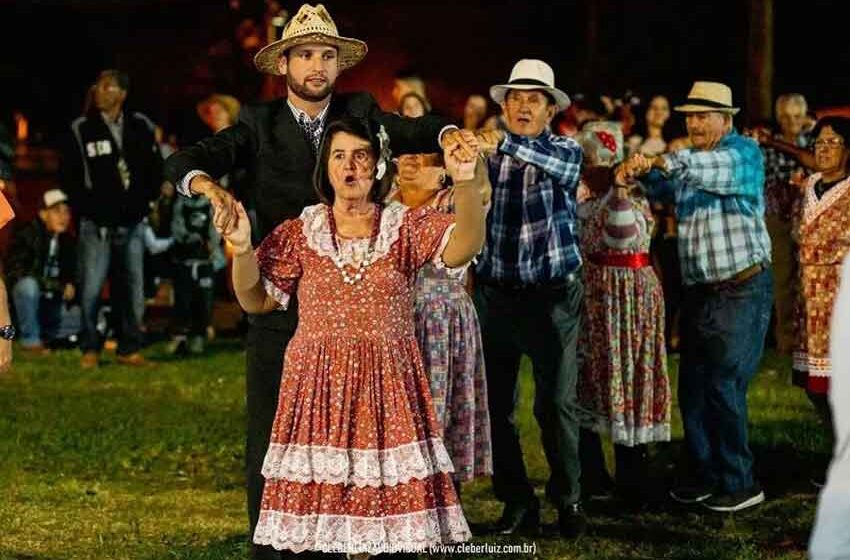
[116,352,148,366]
[80,352,99,369]
[21,343,51,356]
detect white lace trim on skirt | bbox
[253,505,470,554]
[261,437,455,487]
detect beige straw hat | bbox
[254,4,368,75]
[674,81,740,114]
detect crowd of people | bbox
[1,2,849,559]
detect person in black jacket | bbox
[62,70,163,369]
[164,4,475,559]
[5,189,79,352]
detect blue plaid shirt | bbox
[476,130,583,284]
[641,129,771,285]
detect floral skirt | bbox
[414,276,493,481]
[578,265,671,446]
[252,333,470,554]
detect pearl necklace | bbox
[326,203,383,285]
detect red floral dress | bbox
[252,201,470,555]
[792,174,850,394]
[578,191,670,445]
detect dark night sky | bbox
[1,0,848,146]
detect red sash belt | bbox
[589,252,651,269]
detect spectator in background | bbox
[391,68,429,110]
[62,69,163,369]
[627,95,673,157]
[399,91,430,118]
[4,189,80,352]
[757,94,813,356]
[168,193,225,356]
[463,94,489,130]
[627,94,682,351]
[196,93,241,134]
[0,179,14,373]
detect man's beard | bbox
[287,74,333,102]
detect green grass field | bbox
[0,342,830,559]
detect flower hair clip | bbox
[375,124,392,180]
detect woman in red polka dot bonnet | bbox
[212,116,489,557]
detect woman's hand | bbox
[214,201,252,255]
[444,130,479,182]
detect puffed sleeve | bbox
[398,205,456,276]
[255,219,303,309]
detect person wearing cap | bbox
[471,59,586,537]
[622,81,773,513]
[163,5,475,557]
[4,189,80,353]
[62,69,163,369]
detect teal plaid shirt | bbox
[641,130,771,285]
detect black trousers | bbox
[245,323,290,560]
[473,277,584,510]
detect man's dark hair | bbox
[313,117,392,205]
[97,69,130,92]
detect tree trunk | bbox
[746,0,774,124]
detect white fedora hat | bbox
[674,81,740,114]
[490,59,571,111]
[254,4,368,75]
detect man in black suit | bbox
[164,4,474,559]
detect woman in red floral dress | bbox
[213,117,487,556]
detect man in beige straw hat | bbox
[622,80,772,513]
[472,59,587,538]
[164,4,474,559]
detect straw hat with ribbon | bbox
[674,81,740,115]
[490,59,571,112]
[254,4,368,75]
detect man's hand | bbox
[63,283,75,302]
[475,129,505,156]
[0,340,10,374]
[444,132,479,182]
[214,201,252,256]
[190,175,239,233]
[442,129,478,163]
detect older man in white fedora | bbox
[624,81,772,513]
[473,59,587,538]
[165,5,476,559]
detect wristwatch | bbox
[0,325,15,341]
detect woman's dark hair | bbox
[812,116,850,145]
[313,117,393,205]
[399,91,432,115]
[630,94,677,142]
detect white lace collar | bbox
[300,202,409,267]
[803,173,850,225]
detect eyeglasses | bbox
[814,138,845,149]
